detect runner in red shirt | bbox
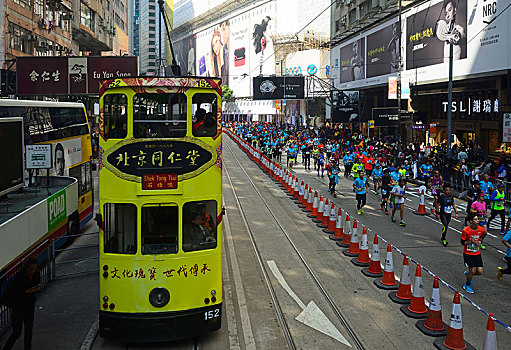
[460,213,484,294]
[364,154,374,177]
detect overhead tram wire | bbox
[224,138,366,350]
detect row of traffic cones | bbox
[226,129,498,350]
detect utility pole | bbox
[397,0,402,144]
[447,41,453,157]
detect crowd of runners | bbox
[229,121,511,294]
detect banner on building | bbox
[502,113,511,143]
[252,76,304,100]
[332,90,359,124]
[388,76,410,99]
[16,56,138,95]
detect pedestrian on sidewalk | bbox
[497,229,511,280]
[354,172,369,215]
[391,179,406,226]
[1,259,41,350]
[461,213,484,294]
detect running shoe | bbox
[375,190,379,195]
[385,211,389,215]
[464,271,473,285]
[501,231,506,235]
[399,221,406,227]
[360,208,364,214]
[481,244,486,250]
[463,284,474,294]
[380,202,384,211]
[497,267,504,281]
[391,216,396,223]
[441,239,448,247]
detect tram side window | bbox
[103,94,127,139]
[182,201,217,252]
[104,203,137,254]
[192,93,218,137]
[133,93,187,138]
[141,205,178,255]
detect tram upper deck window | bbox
[141,205,178,255]
[182,201,217,252]
[103,203,137,254]
[192,93,217,137]
[133,93,187,138]
[103,94,127,139]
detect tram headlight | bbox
[149,287,170,308]
[210,290,216,296]
[103,296,109,302]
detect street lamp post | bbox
[447,42,454,157]
[397,0,402,144]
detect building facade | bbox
[330,0,510,155]
[172,0,331,123]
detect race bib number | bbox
[497,200,504,206]
[381,189,387,195]
[466,243,478,253]
[444,205,453,214]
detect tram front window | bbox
[103,94,128,139]
[142,205,178,254]
[192,93,218,137]
[182,201,217,252]
[133,93,187,138]
[104,203,137,254]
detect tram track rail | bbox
[223,137,365,350]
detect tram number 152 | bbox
[205,309,220,320]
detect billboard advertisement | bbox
[332,91,359,124]
[16,56,138,95]
[174,34,197,76]
[406,0,467,70]
[0,118,24,196]
[252,76,304,100]
[366,21,399,78]
[332,0,510,90]
[339,38,365,83]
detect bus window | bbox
[133,93,186,138]
[141,205,178,255]
[182,201,217,252]
[103,94,127,139]
[103,203,137,254]
[69,162,93,196]
[192,93,217,137]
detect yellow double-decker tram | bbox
[97,77,223,342]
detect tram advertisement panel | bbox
[103,139,216,182]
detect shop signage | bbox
[430,123,437,135]
[16,56,138,95]
[26,144,52,169]
[47,189,66,231]
[253,76,305,100]
[388,77,410,99]
[502,113,511,143]
[411,125,426,129]
[442,98,499,115]
[332,91,359,124]
[372,107,403,126]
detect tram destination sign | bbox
[16,56,138,95]
[104,139,215,182]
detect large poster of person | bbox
[332,90,359,123]
[174,35,196,76]
[250,12,275,77]
[195,23,230,81]
[339,38,365,83]
[366,22,399,78]
[406,0,467,70]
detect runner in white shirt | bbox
[391,179,407,226]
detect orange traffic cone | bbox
[298,184,308,208]
[278,166,285,187]
[413,188,430,216]
[288,176,296,197]
[313,196,325,223]
[433,291,475,350]
[343,220,360,257]
[481,313,497,350]
[389,255,412,304]
[292,179,300,200]
[352,226,370,267]
[318,199,330,228]
[374,244,398,290]
[303,188,313,212]
[323,203,337,234]
[416,276,447,337]
[307,191,319,218]
[329,208,344,241]
[362,234,383,277]
[282,170,288,190]
[336,215,352,248]
[401,264,428,318]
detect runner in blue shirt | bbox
[497,230,511,280]
[371,165,383,195]
[353,173,369,215]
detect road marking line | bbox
[224,207,256,350]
